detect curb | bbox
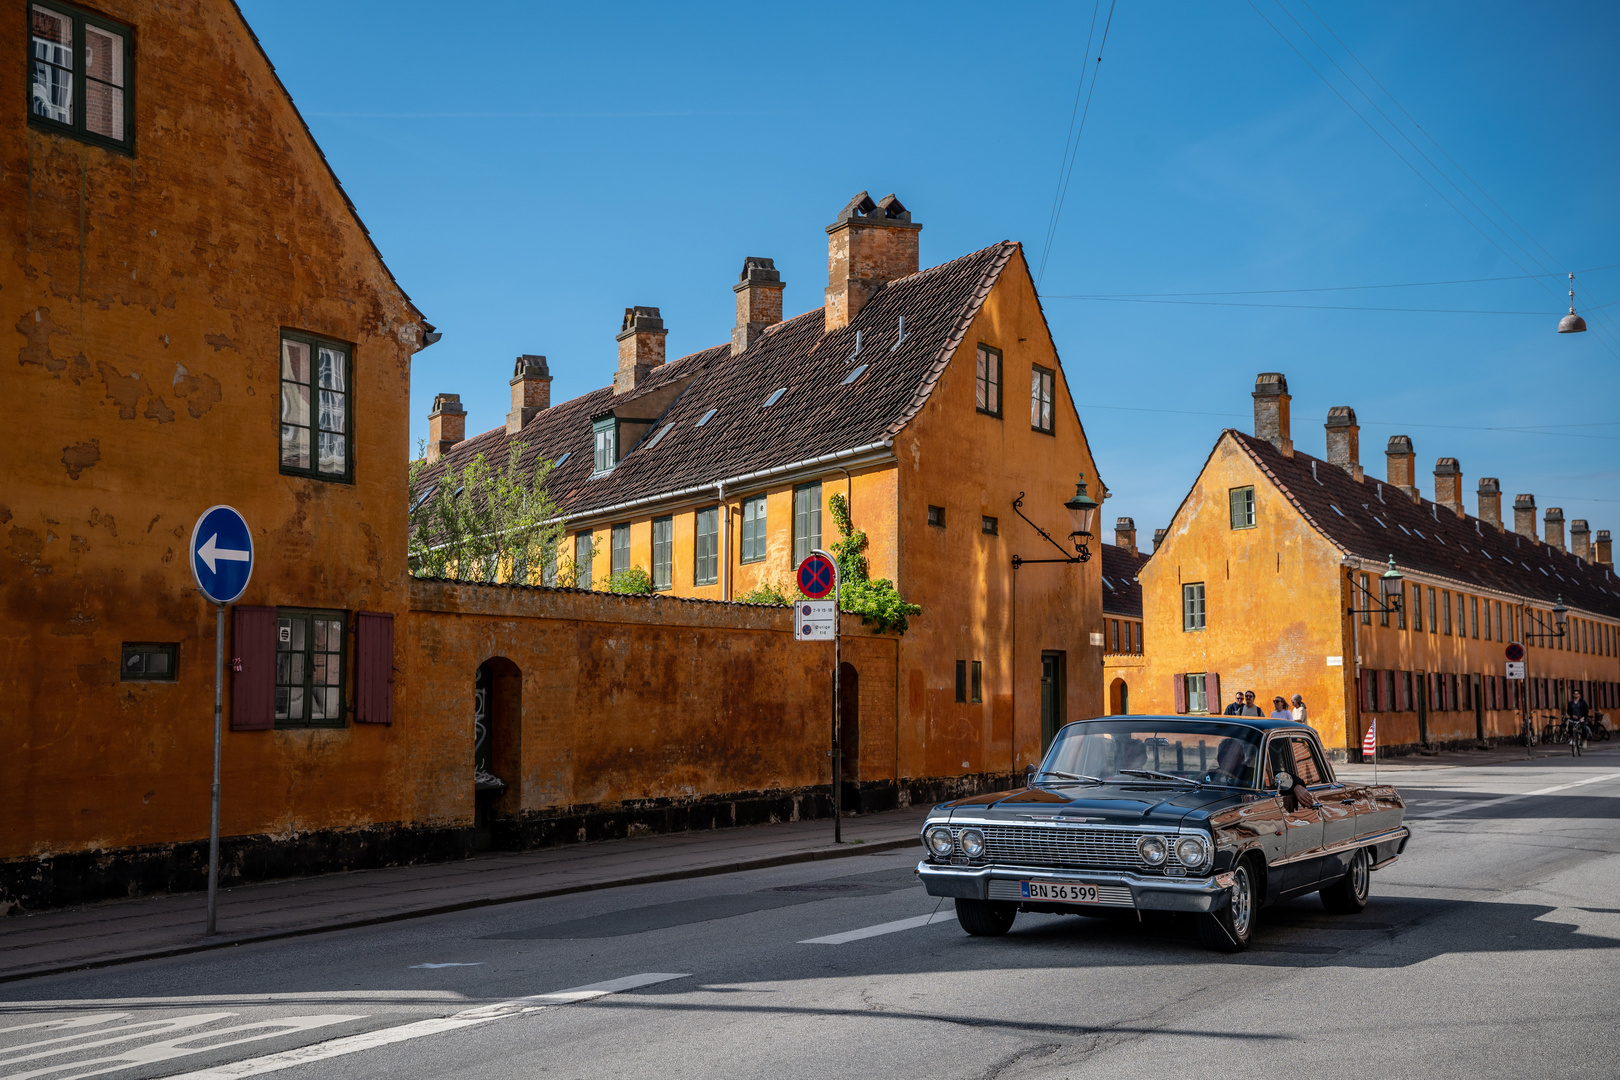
[0,835,921,985]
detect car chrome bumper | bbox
[915,861,1233,914]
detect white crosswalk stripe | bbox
[1410,772,1620,818]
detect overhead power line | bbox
[1056,263,1620,299]
[1047,296,1562,315]
[1035,0,1119,287]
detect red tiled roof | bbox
[1230,431,1620,619]
[1101,543,1149,618]
[421,242,1019,518]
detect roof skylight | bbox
[410,485,436,513]
[553,451,571,467]
[763,387,787,407]
[695,409,718,427]
[643,425,672,450]
[842,364,868,386]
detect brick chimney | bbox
[1597,530,1613,567]
[1115,517,1137,555]
[1433,458,1464,518]
[506,355,552,435]
[1513,494,1537,540]
[1544,507,1565,552]
[824,192,921,331]
[1152,528,1168,553]
[1323,406,1361,479]
[614,307,667,395]
[732,257,785,356]
[1477,477,1502,530]
[1252,373,1293,457]
[1571,519,1592,562]
[426,393,465,463]
[1386,435,1418,501]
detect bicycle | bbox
[1541,713,1565,744]
[1522,715,1540,747]
[1590,712,1611,742]
[1565,715,1588,757]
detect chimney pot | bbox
[1114,516,1137,556]
[732,256,786,356]
[1596,529,1613,567]
[614,307,667,395]
[1385,435,1419,501]
[1570,519,1592,562]
[1433,458,1465,518]
[1323,406,1361,480]
[1544,507,1566,552]
[426,392,466,463]
[1477,477,1502,530]
[1512,494,1537,540]
[1252,373,1293,457]
[1152,527,1169,553]
[824,190,922,331]
[506,354,552,435]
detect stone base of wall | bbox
[3,773,1020,915]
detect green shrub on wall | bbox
[828,493,920,635]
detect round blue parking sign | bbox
[190,505,254,605]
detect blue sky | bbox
[242,0,1619,541]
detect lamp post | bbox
[1011,473,1100,568]
[1523,596,1570,730]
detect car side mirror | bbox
[1275,771,1293,795]
[1023,763,1038,787]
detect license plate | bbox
[1021,880,1100,903]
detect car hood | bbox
[938,783,1236,829]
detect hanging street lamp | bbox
[1558,273,1588,334]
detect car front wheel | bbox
[954,898,1017,936]
[1320,847,1371,914]
[1196,859,1256,952]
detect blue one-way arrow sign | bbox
[190,505,254,605]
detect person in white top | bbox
[1290,694,1307,723]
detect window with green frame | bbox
[694,506,720,586]
[740,495,767,563]
[611,523,631,574]
[592,417,618,474]
[280,331,352,482]
[1229,486,1256,529]
[1030,365,1054,433]
[652,516,673,590]
[793,483,822,567]
[975,344,1001,417]
[29,3,134,154]
[275,609,346,729]
[1183,583,1206,631]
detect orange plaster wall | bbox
[893,247,1105,781]
[406,581,900,822]
[2,0,425,861]
[1135,435,1356,750]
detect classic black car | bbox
[916,716,1409,951]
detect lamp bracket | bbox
[1010,491,1087,567]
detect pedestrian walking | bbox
[1223,691,1247,716]
[1269,696,1293,720]
[1290,694,1307,724]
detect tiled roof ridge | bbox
[1229,429,1620,617]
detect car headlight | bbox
[925,825,955,859]
[1174,835,1210,869]
[1137,835,1168,866]
[959,828,985,858]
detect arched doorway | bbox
[1109,677,1129,715]
[838,662,859,812]
[474,657,521,851]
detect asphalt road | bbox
[4,749,1618,1080]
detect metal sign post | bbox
[1505,641,1527,748]
[189,505,254,936]
[796,551,841,843]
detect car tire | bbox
[1320,847,1371,914]
[954,898,1017,936]
[1196,858,1256,953]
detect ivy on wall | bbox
[829,493,921,635]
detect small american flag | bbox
[1362,718,1377,759]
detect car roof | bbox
[1064,715,1314,734]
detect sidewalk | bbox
[1339,741,1620,776]
[0,808,927,984]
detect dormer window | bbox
[592,417,618,474]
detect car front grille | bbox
[953,824,1189,873]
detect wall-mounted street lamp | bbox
[1523,595,1570,642]
[1011,473,1100,568]
[1347,554,1405,618]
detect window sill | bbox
[975,408,1002,419]
[281,468,355,486]
[29,117,135,157]
[1229,524,1257,531]
[1030,426,1054,436]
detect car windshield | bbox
[1039,720,1265,788]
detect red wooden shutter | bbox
[355,611,395,725]
[1173,674,1187,714]
[231,605,276,730]
[1207,673,1221,713]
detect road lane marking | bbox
[0,1014,361,1080]
[160,974,690,1078]
[1411,772,1620,819]
[0,1013,131,1038]
[799,911,956,944]
[409,963,483,969]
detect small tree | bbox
[828,493,921,634]
[408,443,566,584]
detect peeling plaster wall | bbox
[2,0,424,875]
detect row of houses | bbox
[1099,374,1620,757]
[5,0,1103,911]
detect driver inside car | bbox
[1200,737,1248,786]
